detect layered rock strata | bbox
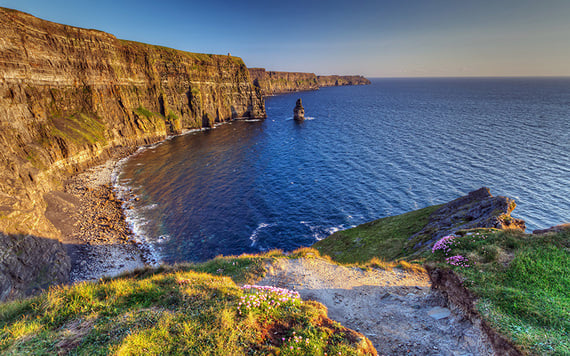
[0,7,265,301]
[249,68,370,95]
[293,98,305,121]
[410,187,526,250]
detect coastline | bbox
[46,148,148,283]
[55,126,225,283]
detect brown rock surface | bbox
[293,98,305,121]
[0,7,265,301]
[249,68,370,95]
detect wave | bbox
[249,223,275,247]
[112,162,162,266]
[300,221,348,241]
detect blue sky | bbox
[2,0,569,77]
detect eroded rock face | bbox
[0,7,265,301]
[317,75,371,87]
[249,68,370,95]
[293,98,305,121]
[410,187,526,249]
[0,233,71,301]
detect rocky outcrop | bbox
[249,68,319,94]
[249,68,370,95]
[533,223,570,235]
[317,75,371,87]
[410,187,526,250]
[293,98,305,121]
[0,232,70,301]
[0,7,265,301]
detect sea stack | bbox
[293,98,305,121]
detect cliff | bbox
[249,68,370,95]
[0,7,265,301]
[317,75,371,87]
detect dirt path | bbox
[258,258,493,356]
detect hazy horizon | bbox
[2,0,569,78]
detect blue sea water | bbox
[116,78,570,263]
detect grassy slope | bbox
[0,254,374,355]
[428,228,569,355]
[313,202,569,355]
[313,205,441,263]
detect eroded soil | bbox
[258,258,494,356]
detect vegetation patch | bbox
[0,255,374,355]
[428,228,570,355]
[313,205,441,263]
[50,113,107,147]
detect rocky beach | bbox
[45,149,146,283]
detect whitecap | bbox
[249,223,274,247]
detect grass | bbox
[50,113,107,147]
[0,255,374,355]
[428,228,570,355]
[313,205,441,263]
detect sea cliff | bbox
[0,7,373,302]
[0,7,265,301]
[249,68,371,95]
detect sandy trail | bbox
[258,257,493,356]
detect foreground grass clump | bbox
[313,205,441,263]
[0,256,374,355]
[429,228,570,355]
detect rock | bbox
[427,307,451,320]
[249,68,370,95]
[293,98,305,121]
[533,223,570,235]
[0,233,71,302]
[409,187,526,249]
[0,7,267,301]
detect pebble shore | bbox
[61,156,148,283]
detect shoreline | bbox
[47,148,149,283]
[51,119,268,283]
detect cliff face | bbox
[317,75,371,87]
[249,68,370,95]
[0,7,265,301]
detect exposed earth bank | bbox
[258,257,494,356]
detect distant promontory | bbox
[249,68,371,95]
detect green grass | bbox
[50,113,107,147]
[429,228,570,355]
[313,205,441,263]
[0,255,374,355]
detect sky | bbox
[2,0,570,77]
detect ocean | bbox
[115,77,570,263]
